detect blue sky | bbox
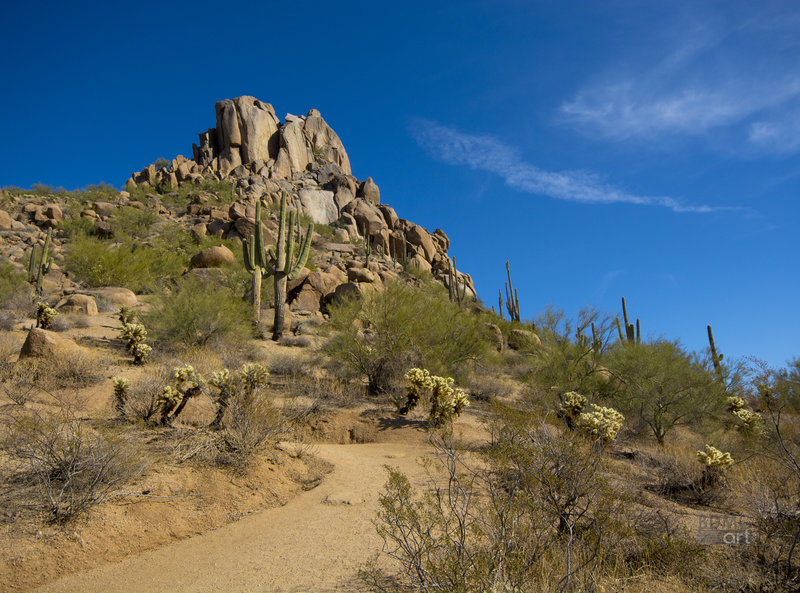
[1,0,798,369]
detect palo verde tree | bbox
[604,339,725,445]
[243,192,312,340]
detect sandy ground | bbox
[32,442,435,593]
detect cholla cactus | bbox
[405,367,433,411]
[403,368,470,426]
[174,364,203,390]
[731,408,764,435]
[119,322,152,365]
[112,376,129,417]
[726,396,745,412]
[119,323,147,348]
[209,368,237,429]
[239,363,269,394]
[157,385,182,419]
[559,391,588,429]
[36,302,57,329]
[132,343,151,365]
[697,444,734,490]
[697,445,734,468]
[118,306,136,324]
[578,404,624,442]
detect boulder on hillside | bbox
[298,188,337,225]
[190,245,235,269]
[55,294,98,316]
[19,328,76,358]
[303,109,352,175]
[80,287,138,307]
[0,209,12,230]
[358,177,380,205]
[507,329,542,351]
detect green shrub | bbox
[108,206,159,240]
[143,277,251,350]
[0,261,31,313]
[604,340,726,444]
[324,281,487,394]
[64,233,186,293]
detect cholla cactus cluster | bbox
[208,364,270,428]
[726,396,764,435]
[112,376,129,417]
[36,302,57,329]
[154,365,205,426]
[559,391,588,428]
[697,444,734,468]
[404,368,469,426]
[577,404,624,442]
[119,322,152,364]
[174,364,203,390]
[239,363,269,394]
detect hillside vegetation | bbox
[0,97,798,592]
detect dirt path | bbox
[33,442,433,593]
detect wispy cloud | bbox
[409,119,727,213]
[559,9,800,153]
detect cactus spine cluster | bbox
[243,191,312,340]
[615,297,640,345]
[503,260,521,322]
[27,228,53,296]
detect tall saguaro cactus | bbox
[245,192,312,341]
[28,228,53,296]
[243,200,269,324]
[504,261,521,322]
[707,324,724,383]
[615,296,641,345]
[448,256,466,305]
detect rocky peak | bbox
[125,96,475,306]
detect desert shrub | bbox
[58,215,96,237]
[11,350,103,391]
[121,366,172,423]
[325,281,487,394]
[0,406,145,522]
[143,277,251,350]
[64,233,185,293]
[108,206,159,240]
[604,340,726,444]
[0,261,32,321]
[364,412,617,593]
[523,307,618,406]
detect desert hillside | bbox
[0,97,798,593]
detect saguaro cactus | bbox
[245,192,312,341]
[615,296,640,345]
[448,256,466,305]
[504,261,521,322]
[243,200,269,324]
[707,324,724,383]
[28,228,53,296]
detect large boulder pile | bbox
[125,96,476,315]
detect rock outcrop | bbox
[123,96,477,315]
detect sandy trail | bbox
[34,442,433,593]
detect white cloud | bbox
[409,119,727,213]
[559,11,800,153]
